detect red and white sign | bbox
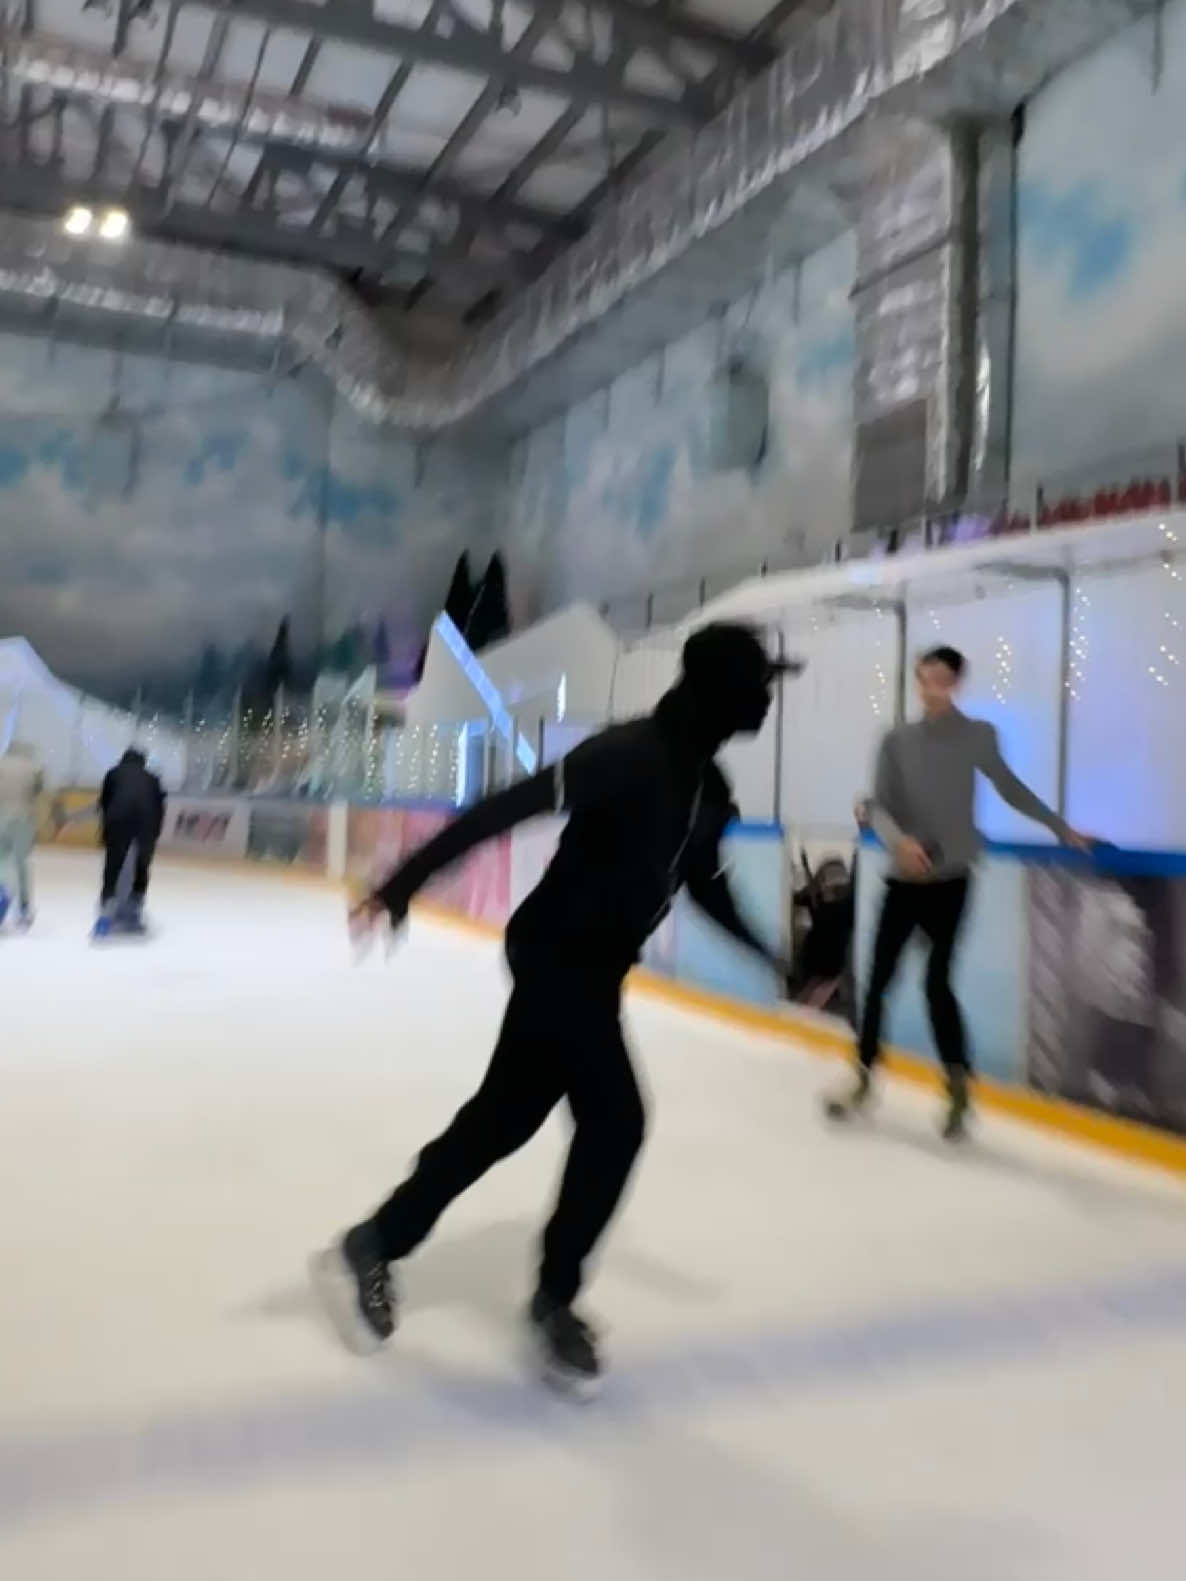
[161,797,250,859]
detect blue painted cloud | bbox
[1019,181,1135,298]
[0,444,29,488]
[286,459,401,540]
[796,330,855,384]
[184,432,248,486]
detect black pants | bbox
[101,826,154,905]
[370,966,646,1307]
[859,877,971,1074]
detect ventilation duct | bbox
[0,0,1158,437]
[6,31,371,155]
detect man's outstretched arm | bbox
[373,770,557,922]
[367,727,646,925]
[977,726,1090,846]
[685,818,783,971]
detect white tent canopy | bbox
[0,637,186,790]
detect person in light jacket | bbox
[0,740,44,929]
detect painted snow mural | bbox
[506,231,855,626]
[1014,0,1186,498]
[0,334,501,704]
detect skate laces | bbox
[362,1263,391,1315]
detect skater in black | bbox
[97,749,166,934]
[314,623,802,1394]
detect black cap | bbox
[681,622,805,689]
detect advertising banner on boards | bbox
[160,798,250,859]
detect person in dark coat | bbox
[98,748,166,924]
[312,622,804,1396]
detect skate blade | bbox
[822,1094,873,1124]
[308,1248,395,1358]
[526,1328,603,1404]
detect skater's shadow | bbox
[606,1422,1049,1581]
[840,1107,1186,1224]
[240,1218,720,1333]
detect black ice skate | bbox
[941,1068,971,1142]
[823,1065,872,1122]
[528,1292,602,1400]
[310,1222,398,1354]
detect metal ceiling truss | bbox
[0,0,792,320]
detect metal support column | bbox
[893,600,908,724]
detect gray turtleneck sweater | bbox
[870,709,1068,881]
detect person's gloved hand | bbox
[348,891,406,957]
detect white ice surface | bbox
[3,849,1186,1580]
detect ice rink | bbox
[4,849,1186,1579]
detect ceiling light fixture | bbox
[98,208,130,242]
[63,205,94,236]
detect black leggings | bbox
[370,967,647,1306]
[101,827,155,906]
[859,877,971,1074]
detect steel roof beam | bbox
[0,162,508,285]
[378,0,565,249]
[250,137,581,238]
[4,39,578,238]
[213,0,710,123]
[309,0,452,235]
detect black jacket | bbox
[377,692,773,978]
[100,757,166,841]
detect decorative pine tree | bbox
[265,617,293,699]
[467,552,511,651]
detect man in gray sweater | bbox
[827,645,1090,1139]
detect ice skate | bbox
[0,885,10,930]
[941,1068,972,1142]
[309,1222,398,1354]
[823,1065,872,1122]
[528,1292,603,1400]
[117,897,149,937]
[14,906,33,933]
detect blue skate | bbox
[0,885,10,929]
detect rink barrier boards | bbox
[34,803,1186,1188]
[406,898,1186,1183]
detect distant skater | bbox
[312,624,801,1396]
[0,740,43,930]
[96,749,166,936]
[827,646,1091,1139]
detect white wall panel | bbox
[778,609,900,838]
[1068,559,1186,847]
[907,583,1064,842]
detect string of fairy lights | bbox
[991,635,1014,704]
[114,526,1186,805]
[1067,586,1090,703]
[137,702,460,801]
[868,610,893,720]
[1149,521,1183,691]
